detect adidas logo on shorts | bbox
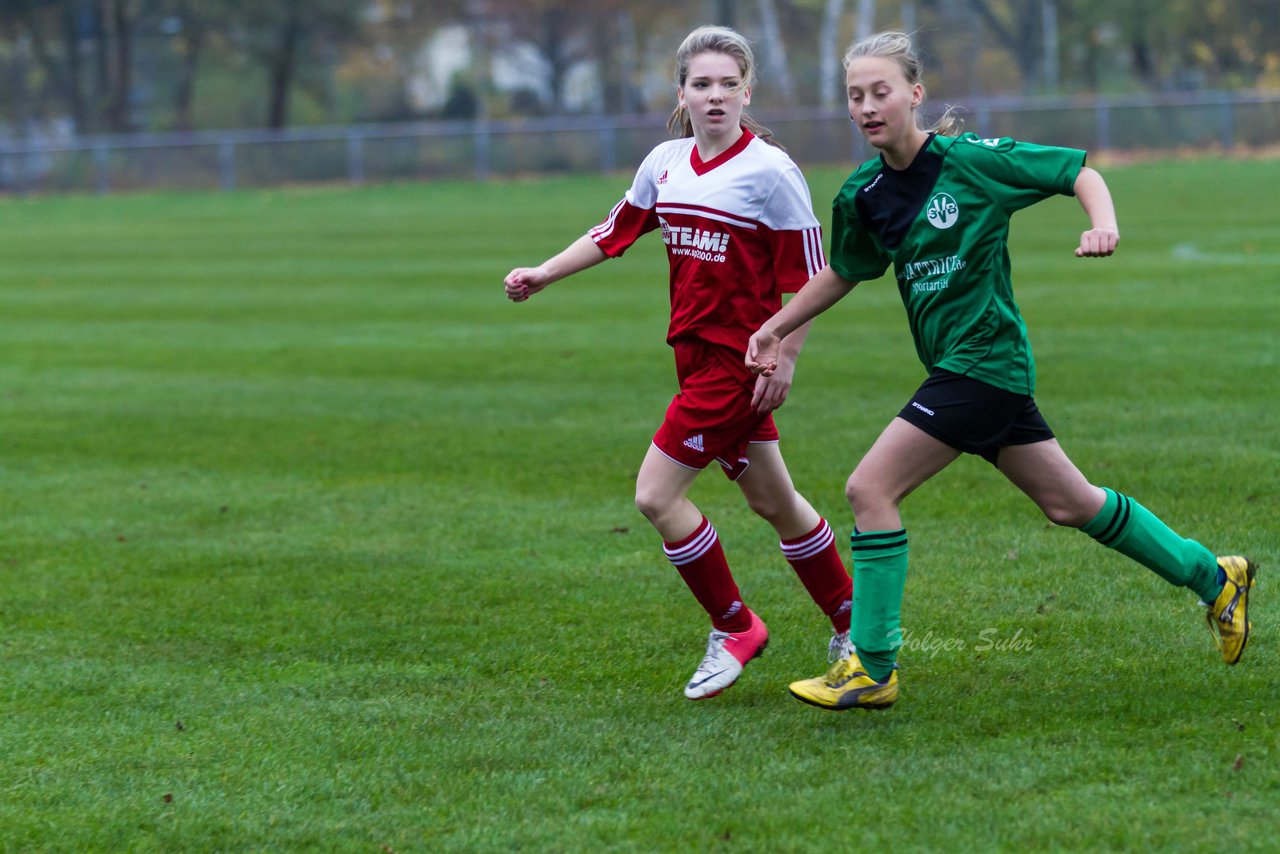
[682,434,704,452]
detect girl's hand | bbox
[751,357,794,414]
[503,267,551,302]
[1075,227,1119,258]
[746,327,782,376]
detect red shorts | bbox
[652,339,779,481]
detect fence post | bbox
[94,144,110,193]
[849,120,866,165]
[218,140,236,190]
[598,121,616,173]
[16,149,29,196]
[975,105,991,138]
[346,131,365,184]
[474,120,491,180]
[1218,97,1235,149]
[1095,99,1111,151]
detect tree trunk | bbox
[900,1,916,35]
[540,8,569,112]
[5,24,31,132]
[1130,36,1156,89]
[856,0,874,40]
[1041,0,1058,91]
[615,10,640,114]
[714,0,736,28]
[965,0,1042,93]
[594,11,635,116]
[819,0,845,108]
[62,3,89,132]
[18,9,62,116]
[173,25,204,131]
[267,11,302,129]
[92,0,110,124]
[105,0,134,131]
[755,0,795,103]
[467,6,491,122]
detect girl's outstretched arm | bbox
[746,265,858,377]
[504,235,608,302]
[1073,166,1120,258]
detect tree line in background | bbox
[1,0,1278,138]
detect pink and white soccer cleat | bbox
[683,610,769,700]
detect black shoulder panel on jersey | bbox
[853,134,946,250]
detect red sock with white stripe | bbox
[780,518,853,634]
[663,517,753,634]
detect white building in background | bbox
[407,25,469,113]
[406,23,603,114]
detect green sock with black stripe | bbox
[1080,487,1222,603]
[850,528,909,683]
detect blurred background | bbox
[2,0,1278,193]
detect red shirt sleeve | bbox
[588,198,660,258]
[767,225,826,293]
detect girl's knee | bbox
[743,489,788,523]
[844,472,876,514]
[1038,497,1095,528]
[1036,485,1106,528]
[634,487,668,523]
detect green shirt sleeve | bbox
[829,189,891,283]
[951,134,1086,214]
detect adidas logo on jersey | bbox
[682,434,705,452]
[657,169,668,185]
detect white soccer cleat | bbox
[683,610,769,700]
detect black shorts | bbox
[897,369,1055,464]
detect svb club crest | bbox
[926,192,959,229]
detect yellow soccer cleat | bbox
[1206,556,1258,665]
[788,650,898,711]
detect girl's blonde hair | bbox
[667,25,779,147]
[843,31,963,137]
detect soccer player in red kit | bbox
[504,25,852,700]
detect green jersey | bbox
[829,133,1086,395]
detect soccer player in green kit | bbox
[745,31,1258,711]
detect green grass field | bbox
[1,156,1277,851]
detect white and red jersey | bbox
[588,128,824,352]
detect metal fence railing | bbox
[2,90,1277,195]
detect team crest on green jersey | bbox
[926,192,959,229]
